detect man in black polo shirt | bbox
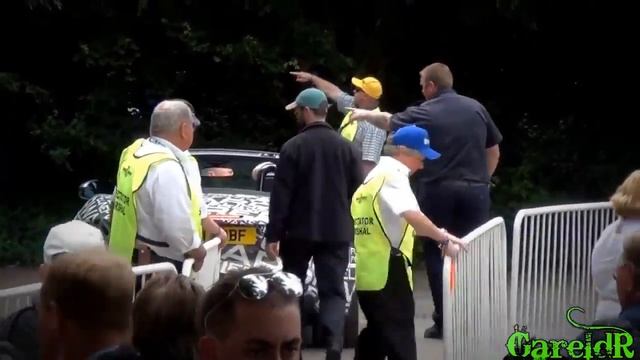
[348,62,502,339]
[265,88,363,359]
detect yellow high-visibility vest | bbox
[109,139,203,262]
[338,107,381,142]
[351,172,414,291]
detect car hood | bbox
[203,192,269,226]
[75,190,270,228]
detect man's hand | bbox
[186,245,207,272]
[290,71,314,83]
[345,107,373,122]
[202,215,227,246]
[345,107,392,130]
[216,227,228,247]
[266,242,280,260]
[441,232,467,258]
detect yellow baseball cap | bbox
[351,76,383,100]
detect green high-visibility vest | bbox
[109,138,203,262]
[351,172,414,291]
[338,107,381,142]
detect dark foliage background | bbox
[0,0,632,264]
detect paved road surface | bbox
[302,267,444,360]
[0,266,443,360]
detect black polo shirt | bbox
[390,89,502,185]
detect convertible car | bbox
[74,148,359,348]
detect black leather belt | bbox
[136,233,169,248]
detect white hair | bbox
[149,100,194,136]
[383,145,422,158]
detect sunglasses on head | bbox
[203,271,303,331]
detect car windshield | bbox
[193,151,278,193]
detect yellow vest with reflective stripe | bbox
[351,172,414,291]
[338,107,381,142]
[109,138,203,262]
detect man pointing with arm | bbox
[291,71,387,176]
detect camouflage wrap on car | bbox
[75,192,357,314]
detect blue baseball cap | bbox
[391,125,441,160]
[285,88,329,111]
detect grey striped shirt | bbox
[337,92,387,163]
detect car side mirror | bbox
[78,179,114,200]
[251,162,277,192]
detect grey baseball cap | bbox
[43,220,105,264]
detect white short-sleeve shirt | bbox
[132,140,203,261]
[364,156,420,247]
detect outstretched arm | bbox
[290,71,343,102]
[346,107,393,131]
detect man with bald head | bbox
[109,99,226,271]
[349,63,503,339]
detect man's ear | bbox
[198,336,217,360]
[180,121,189,139]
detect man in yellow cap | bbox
[291,71,387,176]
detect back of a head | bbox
[40,248,134,334]
[133,273,204,360]
[198,267,299,339]
[149,100,194,136]
[611,170,640,218]
[422,62,454,90]
[43,220,105,264]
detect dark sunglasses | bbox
[203,271,303,331]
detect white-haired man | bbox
[351,125,465,360]
[109,99,226,271]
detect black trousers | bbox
[354,251,416,360]
[280,240,350,355]
[417,180,490,330]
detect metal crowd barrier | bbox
[133,261,178,297]
[443,217,509,360]
[0,283,41,319]
[509,202,616,340]
[0,261,180,318]
[182,237,222,290]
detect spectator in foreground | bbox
[592,169,640,320]
[38,248,138,360]
[562,232,640,358]
[133,273,204,360]
[0,220,105,360]
[504,232,640,360]
[197,267,303,360]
